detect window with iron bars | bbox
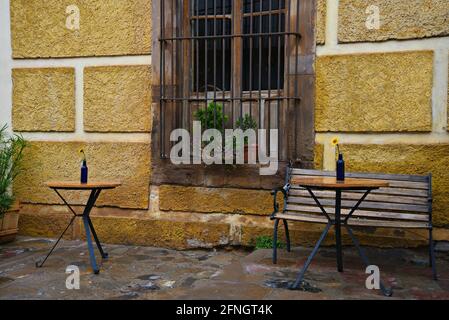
[158,0,315,165]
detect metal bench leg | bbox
[290,222,331,290]
[345,225,392,297]
[273,219,280,264]
[283,219,291,252]
[429,228,438,280]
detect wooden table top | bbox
[46,181,122,190]
[291,177,389,190]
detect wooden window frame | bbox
[151,0,317,189]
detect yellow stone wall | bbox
[84,65,152,132]
[12,68,75,132]
[14,142,151,209]
[338,144,449,227]
[159,185,277,216]
[338,0,449,43]
[314,144,324,170]
[7,1,157,244]
[316,0,327,45]
[10,0,152,58]
[19,202,449,249]
[315,51,433,132]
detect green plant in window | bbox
[194,102,229,131]
[236,113,257,131]
[0,124,27,219]
[235,113,258,145]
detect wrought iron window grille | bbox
[159,0,309,163]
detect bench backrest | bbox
[286,169,432,224]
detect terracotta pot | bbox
[0,204,20,244]
[244,144,258,163]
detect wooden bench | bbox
[270,168,437,280]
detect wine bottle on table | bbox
[81,159,88,184]
[336,154,345,181]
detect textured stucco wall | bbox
[159,185,278,216]
[12,68,75,132]
[338,0,449,43]
[5,1,156,242]
[316,51,433,132]
[10,0,152,58]
[339,144,449,227]
[316,0,327,45]
[84,65,152,132]
[14,141,151,209]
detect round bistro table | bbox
[290,176,392,296]
[35,181,121,274]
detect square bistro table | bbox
[35,181,121,274]
[290,176,392,296]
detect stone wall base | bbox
[18,204,447,250]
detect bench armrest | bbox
[270,183,290,219]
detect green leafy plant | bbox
[236,114,257,131]
[236,114,258,145]
[0,124,27,218]
[255,235,285,250]
[194,102,228,131]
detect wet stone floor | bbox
[1,237,449,300]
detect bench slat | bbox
[289,189,429,205]
[290,185,428,197]
[348,219,429,229]
[275,213,430,229]
[285,204,429,221]
[339,187,428,198]
[287,196,429,213]
[292,174,428,190]
[276,212,328,224]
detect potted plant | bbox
[0,124,26,243]
[194,102,229,163]
[236,114,258,163]
[194,102,228,131]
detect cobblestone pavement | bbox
[1,237,449,300]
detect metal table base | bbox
[35,188,108,274]
[289,187,393,297]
